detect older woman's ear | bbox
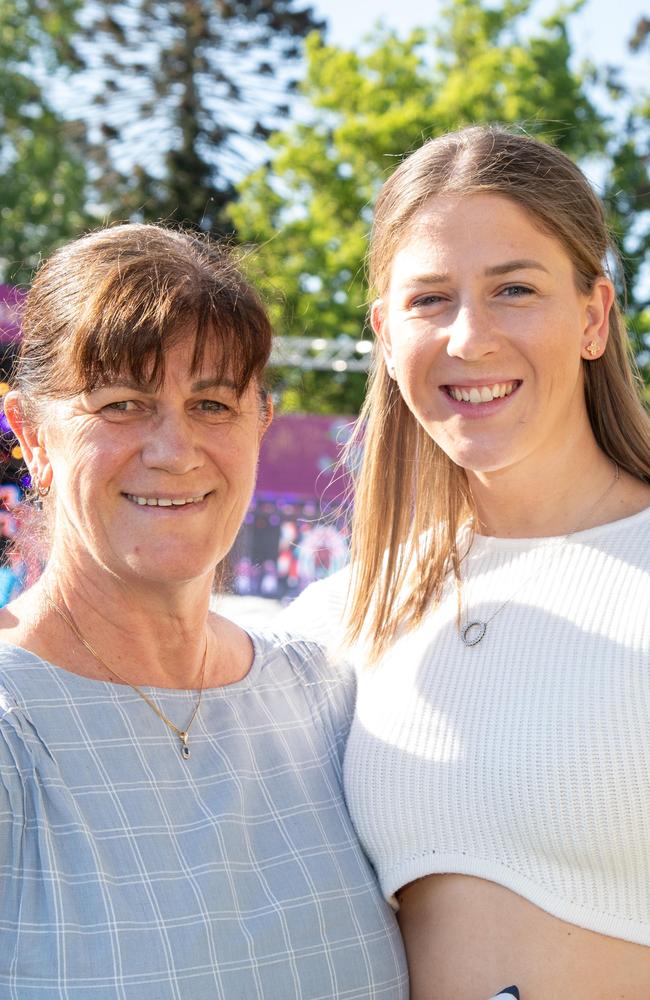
[260,391,273,438]
[3,391,53,492]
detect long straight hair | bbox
[344,125,650,662]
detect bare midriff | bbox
[397,874,650,1000]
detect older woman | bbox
[281,126,650,999]
[0,224,407,998]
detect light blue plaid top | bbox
[0,630,408,999]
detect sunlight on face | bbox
[374,193,610,478]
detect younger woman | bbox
[281,125,650,999]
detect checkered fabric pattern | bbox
[0,631,408,998]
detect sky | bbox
[312,0,648,88]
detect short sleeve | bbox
[268,633,357,763]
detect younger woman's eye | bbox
[501,284,534,297]
[411,293,446,308]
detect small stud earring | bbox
[386,363,396,379]
[586,341,600,357]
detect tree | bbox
[0,0,92,284]
[76,0,324,235]
[598,15,650,396]
[231,0,649,413]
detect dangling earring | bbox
[33,478,51,509]
[585,341,600,357]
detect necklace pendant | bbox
[461,620,487,646]
[180,732,191,760]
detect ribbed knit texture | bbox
[279,508,650,946]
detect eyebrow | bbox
[402,259,550,287]
[484,259,549,276]
[93,376,239,393]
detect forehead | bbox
[388,193,570,286]
[85,326,250,396]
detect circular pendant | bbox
[461,620,487,646]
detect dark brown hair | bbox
[14,222,272,418]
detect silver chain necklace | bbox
[460,464,620,647]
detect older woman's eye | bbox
[198,399,230,414]
[103,400,138,412]
[501,284,534,297]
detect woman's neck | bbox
[36,560,215,688]
[467,444,638,539]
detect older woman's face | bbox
[35,335,268,589]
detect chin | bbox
[122,550,220,586]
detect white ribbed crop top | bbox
[279,508,650,946]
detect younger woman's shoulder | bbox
[275,568,351,647]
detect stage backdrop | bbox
[0,285,26,344]
[230,413,355,600]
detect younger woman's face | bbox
[372,193,612,478]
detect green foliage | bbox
[232,0,649,412]
[0,0,92,283]
[598,22,650,389]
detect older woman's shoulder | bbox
[246,625,347,685]
[245,625,356,743]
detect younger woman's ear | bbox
[581,277,614,360]
[2,392,52,489]
[370,299,396,378]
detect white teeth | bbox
[126,494,206,507]
[449,381,517,404]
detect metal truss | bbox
[270,335,373,372]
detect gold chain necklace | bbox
[45,595,208,760]
[460,463,621,647]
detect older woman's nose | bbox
[140,414,203,473]
[446,302,500,360]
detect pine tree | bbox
[78,0,324,235]
[0,0,91,283]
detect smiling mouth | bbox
[123,493,211,507]
[445,380,521,403]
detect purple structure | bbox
[0,285,26,344]
[231,414,355,599]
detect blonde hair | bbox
[345,125,650,662]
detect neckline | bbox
[470,503,650,552]
[0,628,275,696]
